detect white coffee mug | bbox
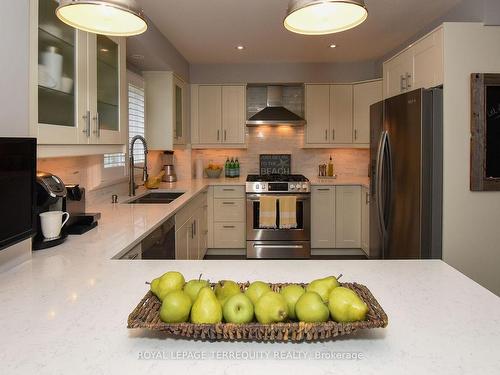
[40,211,70,239]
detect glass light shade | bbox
[284,0,368,35]
[56,0,147,36]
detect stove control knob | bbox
[290,184,295,190]
[255,184,260,190]
[302,184,308,191]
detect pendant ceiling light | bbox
[56,0,147,37]
[284,0,368,35]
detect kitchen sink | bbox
[126,192,185,204]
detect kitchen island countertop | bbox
[1,257,499,375]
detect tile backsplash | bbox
[192,127,369,179]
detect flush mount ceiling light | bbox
[56,0,147,37]
[236,45,245,50]
[284,0,368,35]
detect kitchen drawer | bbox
[213,185,245,198]
[213,222,246,248]
[214,198,245,222]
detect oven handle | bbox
[246,194,310,201]
[253,244,304,249]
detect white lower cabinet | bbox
[311,186,336,248]
[207,186,246,249]
[175,191,207,260]
[335,186,362,248]
[361,186,370,256]
[311,185,363,249]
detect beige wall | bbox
[442,23,500,296]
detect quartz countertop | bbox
[1,257,499,374]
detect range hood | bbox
[246,86,306,126]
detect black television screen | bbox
[0,138,36,250]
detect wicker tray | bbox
[127,282,388,342]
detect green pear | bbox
[295,292,330,323]
[190,287,222,324]
[157,271,185,301]
[184,276,210,303]
[214,280,241,306]
[306,276,340,303]
[244,281,272,304]
[222,293,254,324]
[280,284,305,320]
[159,290,192,323]
[328,287,369,323]
[150,277,161,298]
[254,291,288,324]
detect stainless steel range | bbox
[246,174,311,259]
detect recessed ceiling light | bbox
[284,0,368,35]
[236,45,245,50]
[100,48,109,52]
[329,44,337,48]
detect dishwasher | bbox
[120,217,176,260]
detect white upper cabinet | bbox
[305,85,331,144]
[31,0,126,151]
[191,84,246,148]
[144,71,187,150]
[353,80,382,144]
[383,26,443,99]
[222,86,246,144]
[305,83,374,148]
[330,85,353,144]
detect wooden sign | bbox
[471,73,500,191]
[259,154,291,175]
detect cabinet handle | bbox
[217,129,220,141]
[401,75,407,91]
[366,192,370,204]
[325,129,328,140]
[93,112,100,137]
[332,128,335,141]
[317,188,331,191]
[406,73,412,89]
[354,129,358,140]
[82,110,91,137]
[223,225,235,229]
[193,220,196,237]
[222,201,235,205]
[224,130,227,141]
[223,188,235,191]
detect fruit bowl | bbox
[128,281,388,342]
[205,168,223,179]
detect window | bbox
[128,83,146,164]
[103,72,145,169]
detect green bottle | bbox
[225,157,230,177]
[230,157,235,177]
[235,158,240,177]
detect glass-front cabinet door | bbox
[35,0,87,144]
[88,34,126,144]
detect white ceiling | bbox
[137,0,462,64]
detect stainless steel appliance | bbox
[246,174,311,259]
[163,164,177,182]
[246,86,306,126]
[119,217,176,260]
[0,138,36,251]
[33,171,67,250]
[370,88,443,259]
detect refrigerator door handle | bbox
[376,130,388,237]
[385,132,394,228]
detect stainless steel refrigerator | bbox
[369,88,443,259]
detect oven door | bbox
[246,193,310,241]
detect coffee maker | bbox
[33,171,68,250]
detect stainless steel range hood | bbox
[246,86,306,126]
